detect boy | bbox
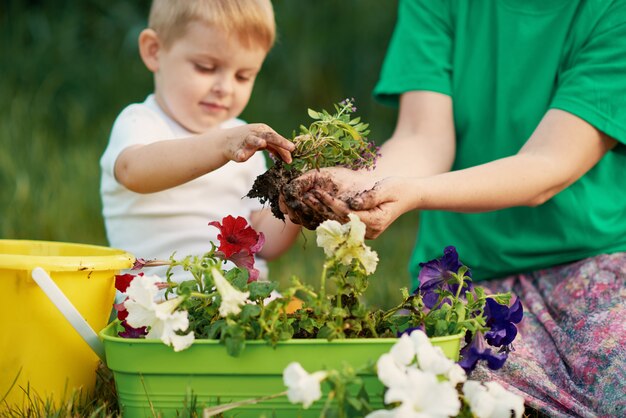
[100,0,300,280]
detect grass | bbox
[0,365,118,418]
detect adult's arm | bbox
[346,108,617,238]
[373,90,456,179]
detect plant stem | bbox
[320,261,331,302]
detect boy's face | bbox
[153,21,267,133]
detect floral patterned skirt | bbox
[471,252,626,418]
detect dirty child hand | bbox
[224,124,294,163]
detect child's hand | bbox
[225,124,294,164]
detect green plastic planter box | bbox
[100,322,463,417]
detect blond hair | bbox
[148,0,276,51]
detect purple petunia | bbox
[458,298,524,373]
[458,331,508,373]
[416,246,472,308]
[484,298,523,347]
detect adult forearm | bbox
[407,109,617,212]
[407,154,569,212]
[372,134,455,180]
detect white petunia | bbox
[338,214,379,274]
[365,409,396,418]
[410,330,466,384]
[124,275,195,352]
[463,381,524,418]
[212,268,250,317]
[383,368,461,418]
[376,333,415,388]
[316,219,348,256]
[283,362,328,409]
[316,213,379,274]
[446,363,468,386]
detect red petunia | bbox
[228,250,261,282]
[209,215,264,258]
[115,273,136,292]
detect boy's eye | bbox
[236,74,253,82]
[194,64,215,73]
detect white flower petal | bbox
[124,276,164,329]
[360,246,379,274]
[390,334,416,367]
[485,382,525,418]
[408,329,457,376]
[346,213,366,245]
[125,274,161,306]
[282,362,327,409]
[169,330,195,352]
[463,381,524,418]
[376,353,409,389]
[212,268,250,317]
[316,219,347,256]
[447,363,467,386]
[365,409,397,418]
[403,368,461,417]
[463,381,496,418]
[125,298,157,328]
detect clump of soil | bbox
[246,160,295,221]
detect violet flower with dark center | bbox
[458,331,508,373]
[484,298,523,347]
[415,246,473,308]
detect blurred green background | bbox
[1,0,420,308]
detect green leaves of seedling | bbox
[288,99,378,174]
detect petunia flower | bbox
[484,298,523,347]
[378,368,461,418]
[283,362,328,409]
[458,331,508,373]
[316,213,379,274]
[462,381,524,418]
[209,215,264,258]
[210,215,265,281]
[124,275,195,352]
[115,273,136,292]
[226,250,260,282]
[409,329,467,385]
[375,333,414,388]
[416,246,472,309]
[316,218,349,256]
[212,268,250,317]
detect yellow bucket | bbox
[0,239,133,409]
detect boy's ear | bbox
[138,29,161,73]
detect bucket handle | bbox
[31,267,106,363]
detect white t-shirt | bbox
[100,94,268,280]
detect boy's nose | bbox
[211,74,234,96]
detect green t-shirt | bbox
[374,0,626,282]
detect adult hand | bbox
[279,167,377,230]
[225,123,294,164]
[312,177,414,239]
